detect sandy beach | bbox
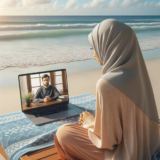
[0,57,160,117]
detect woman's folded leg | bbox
[54,133,67,160]
[54,122,105,160]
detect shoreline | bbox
[1,47,160,88]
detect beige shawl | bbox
[88,18,159,124]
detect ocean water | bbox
[0,15,160,70]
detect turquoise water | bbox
[0,16,160,70]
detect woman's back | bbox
[87,77,160,160]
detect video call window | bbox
[26,71,67,94]
[19,70,68,111]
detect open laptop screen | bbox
[18,69,69,111]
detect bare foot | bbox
[78,111,95,126]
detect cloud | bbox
[22,0,51,6]
[143,1,148,6]
[142,1,160,8]
[65,0,77,9]
[82,0,159,9]
[107,0,144,8]
[74,6,79,10]
[108,0,121,8]
[40,3,52,10]
[0,0,20,7]
[148,1,156,7]
[0,0,160,15]
[121,0,135,8]
[83,0,107,9]
[53,1,58,9]
[156,1,160,7]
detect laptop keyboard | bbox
[32,105,68,117]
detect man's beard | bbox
[44,83,49,87]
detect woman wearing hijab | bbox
[54,19,160,160]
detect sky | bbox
[0,0,160,15]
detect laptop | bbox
[18,68,84,126]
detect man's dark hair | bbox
[42,74,50,81]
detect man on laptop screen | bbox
[32,74,61,103]
[20,70,69,111]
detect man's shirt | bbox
[32,85,61,103]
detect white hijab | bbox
[88,18,159,123]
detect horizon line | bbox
[0,15,160,16]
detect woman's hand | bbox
[78,111,95,126]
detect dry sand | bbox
[0,58,160,117]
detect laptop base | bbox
[23,103,84,126]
